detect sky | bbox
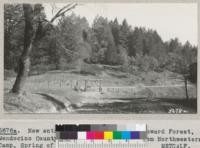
[44,3,198,46]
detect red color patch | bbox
[94,132,104,139]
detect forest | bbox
[4,4,197,113]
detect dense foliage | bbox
[4,4,197,80]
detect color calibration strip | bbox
[55,124,147,140]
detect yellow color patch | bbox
[104,131,113,140]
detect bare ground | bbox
[4,66,197,113]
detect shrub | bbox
[30,64,56,75]
[134,54,159,72]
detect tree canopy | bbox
[4,4,197,78]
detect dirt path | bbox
[4,92,73,113]
[36,93,67,111]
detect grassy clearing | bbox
[4,64,197,113]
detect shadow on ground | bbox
[72,98,197,114]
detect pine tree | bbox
[92,16,117,65]
[110,18,120,47]
[119,19,130,51]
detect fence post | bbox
[99,80,102,92]
[74,80,79,91]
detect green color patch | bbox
[113,131,122,139]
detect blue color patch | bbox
[131,131,140,139]
[121,131,131,139]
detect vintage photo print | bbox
[3,3,198,113]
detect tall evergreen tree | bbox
[92,16,117,64]
[110,18,120,47]
[119,19,130,51]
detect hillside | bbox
[4,64,197,113]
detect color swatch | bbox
[56,124,147,140]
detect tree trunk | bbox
[184,76,189,100]
[11,4,77,94]
[12,4,35,94]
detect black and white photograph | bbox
[4,3,197,113]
